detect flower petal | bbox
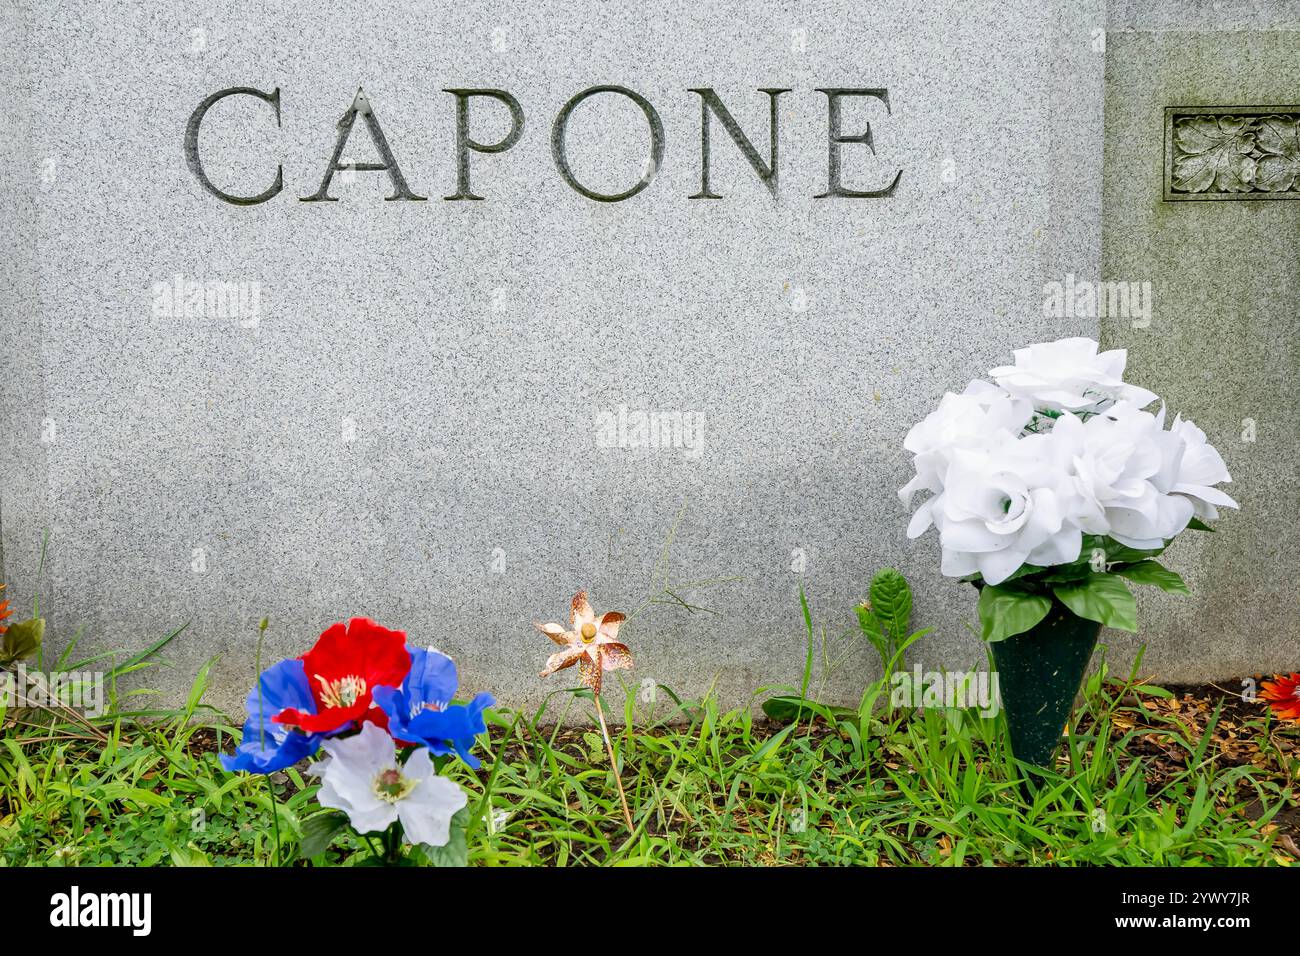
[541,645,583,677]
[534,621,570,645]
[402,745,434,783]
[290,617,412,733]
[600,643,634,671]
[319,721,395,778]
[398,775,467,847]
[275,697,370,734]
[220,658,324,773]
[597,611,626,641]
[579,654,603,694]
[313,722,401,835]
[342,617,413,690]
[405,693,495,770]
[570,591,596,627]
[410,647,459,704]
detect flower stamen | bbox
[371,767,416,803]
[317,674,367,709]
[411,699,447,718]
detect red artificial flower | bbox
[1260,673,1300,722]
[274,617,411,734]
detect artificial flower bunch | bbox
[221,617,494,862]
[900,337,1238,640]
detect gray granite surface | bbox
[11,1,1286,715]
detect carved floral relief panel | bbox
[1164,106,1300,201]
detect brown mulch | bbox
[1082,678,1295,776]
[1078,678,1299,850]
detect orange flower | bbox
[536,591,632,695]
[1260,673,1300,722]
[0,584,10,635]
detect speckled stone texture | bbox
[1101,15,1300,680]
[0,0,1113,714]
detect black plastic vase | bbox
[990,600,1101,767]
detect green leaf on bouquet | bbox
[298,809,350,859]
[423,806,470,867]
[1096,538,1168,564]
[977,584,1052,643]
[994,563,1048,584]
[1114,560,1190,595]
[1076,535,1167,567]
[1022,536,1165,585]
[1187,517,1216,532]
[1052,573,1138,632]
[1038,562,1096,586]
[961,536,1171,590]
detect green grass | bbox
[1,651,1294,866]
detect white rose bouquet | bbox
[900,337,1237,641]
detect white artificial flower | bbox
[989,337,1157,414]
[898,379,1032,506]
[309,721,467,847]
[1052,404,1185,548]
[914,436,1083,585]
[1168,415,1239,519]
[901,337,1239,581]
[1058,404,1237,549]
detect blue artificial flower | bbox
[373,646,495,769]
[220,658,325,773]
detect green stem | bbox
[267,775,281,867]
[386,824,403,864]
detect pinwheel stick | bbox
[594,694,634,832]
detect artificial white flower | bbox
[1051,404,1176,544]
[989,337,1157,414]
[913,437,1083,585]
[1168,414,1239,520]
[900,337,1238,581]
[309,721,467,847]
[898,380,1032,506]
